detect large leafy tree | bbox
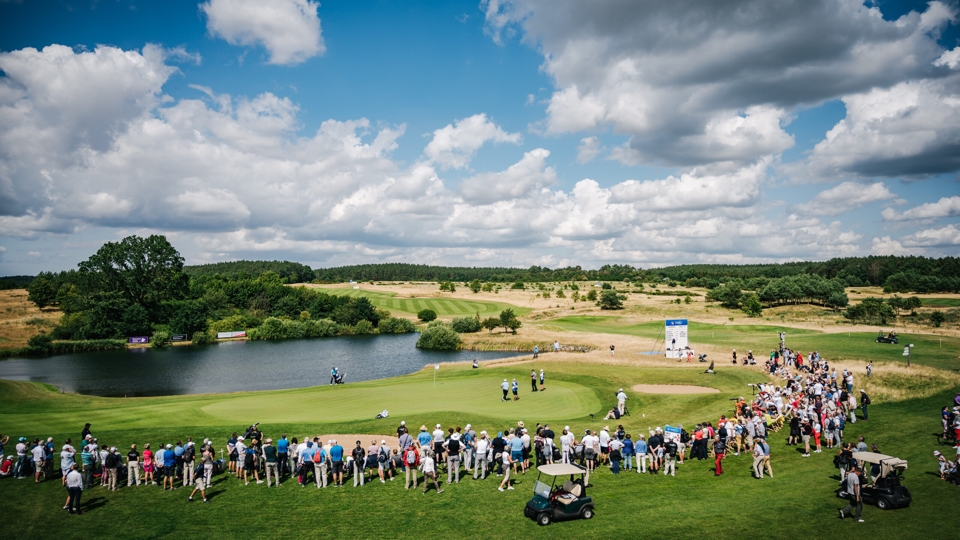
[78,235,188,319]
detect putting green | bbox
[201,375,598,423]
[325,288,529,319]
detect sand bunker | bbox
[631,384,720,394]
[309,434,401,447]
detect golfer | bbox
[530,369,538,391]
[512,379,519,401]
[501,379,509,402]
[539,369,545,391]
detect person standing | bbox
[609,437,622,474]
[277,434,289,478]
[860,390,871,421]
[553,340,560,353]
[530,369,538,391]
[351,441,366,487]
[610,344,615,355]
[713,437,726,476]
[533,346,539,360]
[542,424,555,465]
[761,438,773,477]
[188,444,213,503]
[182,442,196,487]
[801,421,812,457]
[79,445,95,489]
[560,427,574,465]
[65,463,84,514]
[839,465,864,522]
[403,443,420,489]
[103,447,120,490]
[431,424,446,469]
[162,444,177,490]
[599,426,612,466]
[622,434,634,471]
[635,435,648,474]
[421,450,443,494]
[752,439,766,479]
[330,440,344,487]
[617,389,628,416]
[866,362,872,379]
[582,430,598,472]
[263,439,279,487]
[663,438,678,477]
[498,451,515,491]
[500,379,509,402]
[31,438,45,483]
[461,425,474,472]
[512,379,520,401]
[377,439,392,483]
[142,443,155,485]
[474,432,490,479]
[417,425,432,449]
[443,432,462,483]
[126,444,140,487]
[539,369,545,391]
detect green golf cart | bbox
[524,463,594,526]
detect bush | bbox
[469,279,482,293]
[741,294,763,317]
[482,317,500,332]
[418,309,437,322]
[416,324,462,350]
[451,316,481,333]
[354,320,376,334]
[586,290,598,301]
[151,331,171,348]
[27,333,53,348]
[378,317,417,334]
[191,331,216,345]
[599,290,624,310]
[930,310,946,328]
[510,282,525,290]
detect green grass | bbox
[546,316,960,371]
[326,288,530,319]
[0,359,956,538]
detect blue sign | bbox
[128,336,149,344]
[666,319,688,326]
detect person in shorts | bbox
[432,424,446,468]
[188,444,213,503]
[330,440,344,487]
[582,430,598,471]
[512,379,520,401]
[498,451,515,491]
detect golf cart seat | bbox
[557,481,581,504]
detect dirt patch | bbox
[305,434,401,448]
[631,384,720,394]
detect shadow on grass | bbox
[82,496,108,512]
[206,489,226,501]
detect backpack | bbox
[404,448,418,466]
[378,448,389,463]
[680,430,690,444]
[312,450,322,464]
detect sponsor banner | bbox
[217,331,246,339]
[664,425,681,443]
[170,334,188,342]
[128,336,149,344]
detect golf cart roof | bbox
[852,452,908,476]
[537,463,588,476]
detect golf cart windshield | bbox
[534,480,552,498]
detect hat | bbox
[436,424,441,429]
[465,424,471,430]
[604,426,609,431]
[517,421,525,428]
[166,444,173,449]
[522,428,527,433]
[401,421,405,426]
[306,441,313,447]
[264,439,272,444]
[47,437,53,442]
[238,436,244,441]
[564,426,570,431]
[860,389,866,393]
[381,440,386,444]
[420,425,427,431]
[187,441,194,447]
[619,388,623,392]
[62,444,71,450]
[85,434,92,439]
[480,430,487,436]
[18,437,26,442]
[110,447,117,452]
[504,379,508,382]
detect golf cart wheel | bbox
[581,507,594,519]
[537,513,552,526]
[876,497,890,510]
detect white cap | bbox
[187,441,194,447]
[238,436,244,441]
[401,421,405,425]
[436,424,441,428]
[110,447,117,452]
[166,444,172,449]
[381,440,386,444]
[465,424,472,430]
[564,426,570,430]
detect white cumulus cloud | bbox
[882,196,960,222]
[201,0,325,65]
[423,113,521,170]
[791,181,897,217]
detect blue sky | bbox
[1,0,958,274]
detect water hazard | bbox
[0,334,523,397]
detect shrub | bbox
[354,320,376,334]
[930,310,946,328]
[191,331,216,345]
[586,290,597,301]
[510,282,525,290]
[151,331,171,348]
[418,309,437,322]
[481,317,500,332]
[451,316,481,333]
[599,290,624,310]
[378,317,417,334]
[28,333,53,349]
[258,317,286,340]
[469,279,482,293]
[741,294,763,317]
[601,282,612,290]
[416,324,462,350]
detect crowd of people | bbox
[2,351,958,522]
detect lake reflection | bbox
[0,334,523,396]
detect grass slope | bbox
[326,288,531,319]
[0,360,955,539]
[547,316,960,371]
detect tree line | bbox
[24,236,413,348]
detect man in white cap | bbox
[473,431,490,479]
[182,441,196,487]
[234,437,246,479]
[617,388,628,415]
[501,379,509,402]
[263,438,279,487]
[397,421,407,438]
[462,424,475,472]
[443,432,462,483]
[432,424,446,469]
[377,439,392,483]
[599,426,612,466]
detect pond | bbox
[0,334,524,397]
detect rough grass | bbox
[547,316,960,372]
[0,289,61,349]
[325,288,531,319]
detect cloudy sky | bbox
[1,0,959,275]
